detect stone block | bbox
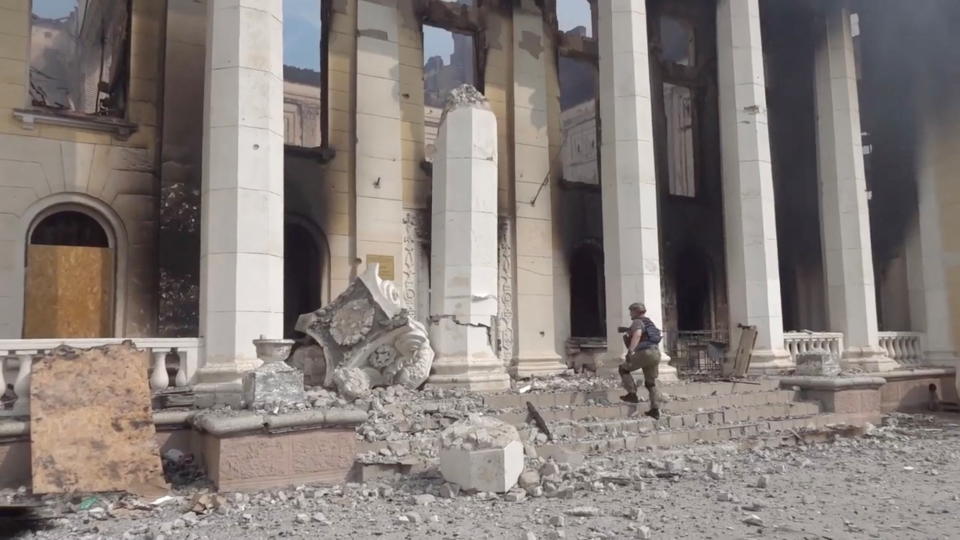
[438,416,523,493]
[242,362,305,408]
[796,349,841,376]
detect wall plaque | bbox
[366,254,395,281]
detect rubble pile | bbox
[2,413,957,540]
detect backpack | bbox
[644,319,662,345]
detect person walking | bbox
[618,302,663,419]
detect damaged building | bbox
[0,0,958,422]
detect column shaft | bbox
[197,0,285,400]
[355,0,403,278]
[511,1,566,377]
[716,0,791,372]
[597,0,676,381]
[814,6,894,371]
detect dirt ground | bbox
[3,413,959,540]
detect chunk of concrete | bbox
[439,416,523,493]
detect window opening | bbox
[283,0,325,148]
[557,0,593,38]
[29,0,131,116]
[659,15,694,66]
[31,211,108,247]
[559,56,599,185]
[423,24,476,161]
[662,82,696,197]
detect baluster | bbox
[172,348,188,387]
[149,349,170,391]
[12,353,34,416]
[897,337,906,361]
[908,337,919,363]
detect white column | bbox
[716,0,791,373]
[912,96,960,366]
[196,0,285,400]
[355,0,403,277]
[597,0,676,381]
[511,0,566,378]
[813,6,895,371]
[428,87,510,391]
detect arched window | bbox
[23,209,115,338]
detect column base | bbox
[747,348,795,375]
[428,355,511,392]
[510,353,568,379]
[842,346,899,373]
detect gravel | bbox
[3,413,959,540]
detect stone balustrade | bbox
[783,332,845,362]
[878,332,925,364]
[0,338,200,416]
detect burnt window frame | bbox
[416,0,488,99]
[283,0,335,161]
[650,4,710,201]
[26,0,134,120]
[551,0,601,190]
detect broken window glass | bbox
[557,0,593,38]
[283,0,324,148]
[423,25,475,160]
[663,83,696,197]
[559,56,599,185]
[29,0,130,116]
[660,16,694,66]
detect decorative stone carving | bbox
[401,210,429,320]
[497,217,515,366]
[296,264,435,400]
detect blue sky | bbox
[284,0,322,70]
[32,0,77,19]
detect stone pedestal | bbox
[241,338,303,408]
[427,86,510,391]
[813,5,895,372]
[716,0,792,372]
[196,0,285,402]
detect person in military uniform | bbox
[617,302,663,419]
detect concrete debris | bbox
[439,416,524,493]
[706,461,724,480]
[565,506,600,517]
[2,412,956,539]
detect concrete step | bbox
[494,389,802,424]
[515,401,823,441]
[483,379,782,411]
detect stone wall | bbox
[0,0,165,338]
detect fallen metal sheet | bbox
[30,343,168,498]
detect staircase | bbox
[357,377,871,475]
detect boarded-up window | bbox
[283,0,325,148]
[423,25,475,160]
[29,0,130,116]
[663,83,696,197]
